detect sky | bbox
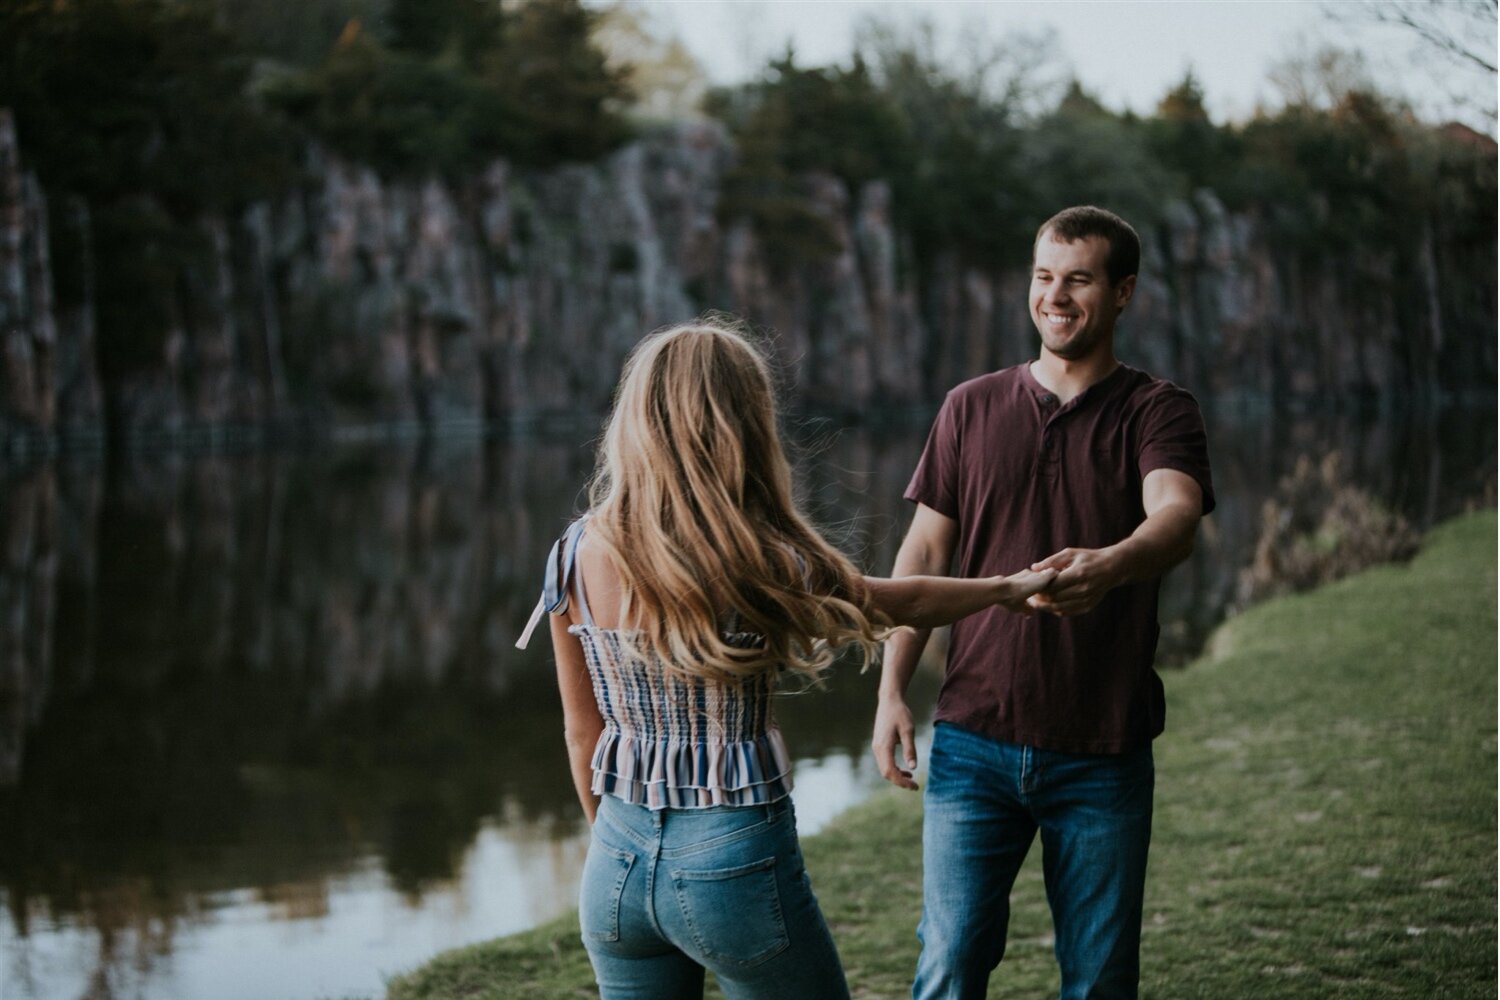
[609,0,1498,133]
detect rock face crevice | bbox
[1,112,1493,450]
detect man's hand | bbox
[998,566,1055,614]
[1027,546,1122,616]
[1027,468,1205,617]
[871,503,955,791]
[873,694,920,790]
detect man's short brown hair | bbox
[1035,206,1140,286]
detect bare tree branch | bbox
[1328,0,1497,75]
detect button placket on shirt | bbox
[1037,393,1064,475]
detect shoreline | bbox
[384,509,1498,999]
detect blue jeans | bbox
[913,723,1154,1000]
[580,794,850,1000]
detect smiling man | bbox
[872,206,1216,1000]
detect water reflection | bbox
[0,405,1492,1000]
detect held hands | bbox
[994,566,1058,614]
[1026,546,1122,616]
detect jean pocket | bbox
[927,725,994,795]
[579,839,635,943]
[670,855,789,967]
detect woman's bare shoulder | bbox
[574,532,624,627]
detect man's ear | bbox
[1114,274,1137,310]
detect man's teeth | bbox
[1047,314,1075,325]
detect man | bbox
[873,205,1215,1000]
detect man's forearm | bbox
[1030,475,1203,617]
[873,503,958,788]
[878,527,951,701]
[1104,501,1199,585]
[880,625,930,702]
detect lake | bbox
[0,402,1492,1000]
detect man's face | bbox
[1029,231,1135,362]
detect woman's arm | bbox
[863,566,1056,629]
[550,613,603,824]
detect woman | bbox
[518,317,1054,999]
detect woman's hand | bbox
[995,566,1057,613]
[866,566,1058,629]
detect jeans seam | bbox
[644,822,665,941]
[594,804,655,852]
[583,840,634,943]
[658,817,771,860]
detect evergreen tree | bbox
[267,0,631,173]
[0,0,294,376]
[1146,70,1239,193]
[387,0,502,67]
[479,0,631,165]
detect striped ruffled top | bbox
[518,518,792,811]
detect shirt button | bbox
[1040,393,1056,405]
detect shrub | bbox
[1236,451,1422,608]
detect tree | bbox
[1332,0,1497,76]
[268,21,481,175]
[210,0,386,68]
[0,0,295,375]
[1025,94,1174,233]
[1147,70,1238,192]
[1322,0,1496,135]
[591,2,709,121]
[853,16,1050,268]
[387,0,503,67]
[1156,69,1210,122]
[267,0,632,173]
[478,0,631,165]
[1267,43,1379,111]
[709,51,911,274]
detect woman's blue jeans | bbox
[913,722,1155,1000]
[580,794,850,1000]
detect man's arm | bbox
[1028,468,1204,616]
[873,503,959,790]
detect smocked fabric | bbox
[573,624,793,809]
[544,518,794,810]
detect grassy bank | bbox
[387,511,1497,999]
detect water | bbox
[0,404,1492,1000]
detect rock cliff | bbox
[0,111,1493,451]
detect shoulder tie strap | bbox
[515,517,589,650]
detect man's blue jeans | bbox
[913,722,1154,1000]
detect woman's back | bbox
[563,519,794,810]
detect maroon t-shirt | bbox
[905,362,1215,754]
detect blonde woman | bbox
[517,318,1055,999]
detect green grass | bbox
[386,511,1498,1000]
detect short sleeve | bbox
[904,392,962,520]
[1137,388,1216,516]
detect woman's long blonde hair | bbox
[586,317,886,684]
